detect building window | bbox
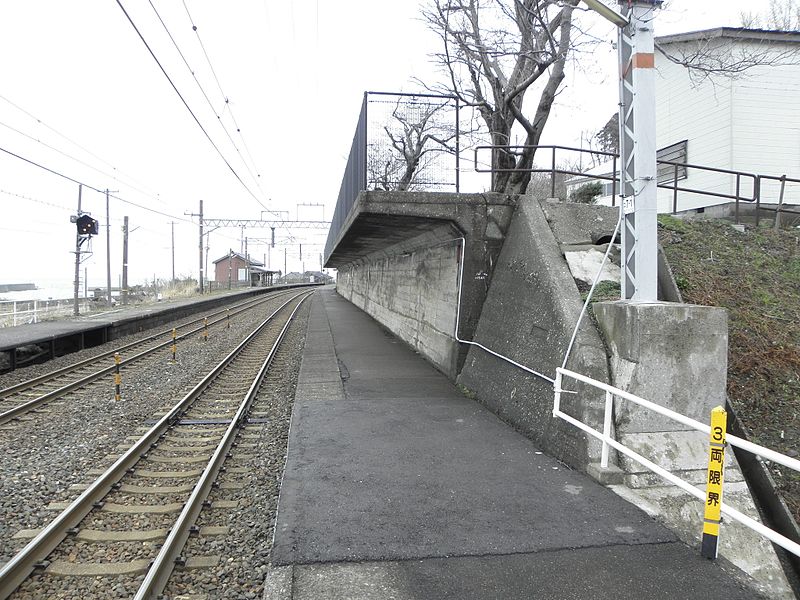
[657,140,688,185]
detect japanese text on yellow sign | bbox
[701,406,727,558]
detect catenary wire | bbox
[180,0,273,211]
[147,0,262,192]
[115,0,263,207]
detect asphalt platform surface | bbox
[267,287,765,599]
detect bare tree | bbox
[657,37,800,84]
[368,98,457,192]
[742,0,800,30]
[594,113,618,155]
[658,1,800,84]
[423,0,580,195]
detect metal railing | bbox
[554,366,800,558]
[474,145,800,224]
[325,94,368,263]
[324,91,460,264]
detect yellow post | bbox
[701,405,727,559]
[171,328,177,362]
[113,352,122,401]
[203,317,208,342]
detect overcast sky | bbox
[0,0,761,293]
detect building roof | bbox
[211,251,264,266]
[657,27,800,46]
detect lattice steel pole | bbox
[617,0,662,300]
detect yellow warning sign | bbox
[701,405,726,559]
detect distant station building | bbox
[212,252,279,287]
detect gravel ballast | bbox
[0,289,310,575]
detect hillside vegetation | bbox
[658,216,800,521]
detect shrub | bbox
[570,181,603,204]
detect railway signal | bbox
[76,214,99,236]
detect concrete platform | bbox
[268,288,765,599]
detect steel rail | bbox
[134,293,311,599]
[0,290,311,599]
[0,290,295,425]
[0,290,288,399]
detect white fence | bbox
[554,366,800,558]
[0,299,95,328]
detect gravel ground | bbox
[0,289,309,572]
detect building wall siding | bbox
[656,38,800,211]
[732,54,800,205]
[214,256,247,283]
[655,52,734,212]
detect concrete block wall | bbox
[457,198,612,469]
[337,241,461,377]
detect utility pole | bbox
[169,221,176,282]
[205,234,211,291]
[187,202,204,293]
[199,201,204,293]
[105,190,112,307]
[581,0,661,300]
[103,189,118,307]
[73,184,83,316]
[122,216,129,305]
[245,237,250,287]
[618,0,661,300]
[284,248,287,280]
[228,249,233,290]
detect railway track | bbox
[0,288,298,425]
[0,289,312,599]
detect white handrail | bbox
[558,367,800,473]
[554,367,800,558]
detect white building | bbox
[568,28,800,217]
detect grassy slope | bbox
[658,216,800,521]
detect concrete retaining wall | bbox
[337,235,461,377]
[330,192,518,378]
[457,198,612,469]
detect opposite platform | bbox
[268,288,764,599]
[0,285,313,371]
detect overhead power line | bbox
[147,0,267,210]
[0,144,193,224]
[0,188,74,212]
[115,0,263,206]
[0,94,162,202]
[180,0,273,212]
[0,119,169,206]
